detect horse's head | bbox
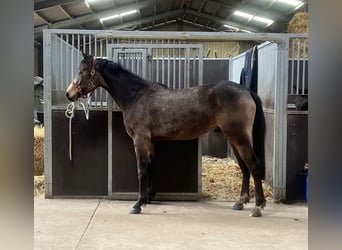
[66,52,102,102]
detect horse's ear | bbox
[81,51,88,59]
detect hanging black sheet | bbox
[240,45,258,93]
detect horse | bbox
[66,52,267,217]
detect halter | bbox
[72,57,97,97]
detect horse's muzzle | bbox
[66,92,78,102]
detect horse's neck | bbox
[102,63,147,110]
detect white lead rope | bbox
[65,100,90,160]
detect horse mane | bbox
[101,59,168,89]
[105,60,143,81]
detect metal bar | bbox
[108,192,200,201]
[142,49,147,79]
[60,34,63,90]
[192,50,196,86]
[296,39,300,94]
[167,48,170,87]
[184,47,189,88]
[173,47,176,89]
[302,40,306,95]
[55,34,58,91]
[99,38,103,106]
[156,42,159,82]
[89,34,92,55]
[83,34,85,54]
[94,35,97,56]
[104,37,108,105]
[147,47,152,81]
[198,45,203,85]
[273,38,289,201]
[71,34,74,83]
[88,34,92,106]
[43,30,53,197]
[131,52,134,73]
[40,29,307,41]
[107,42,113,196]
[162,47,165,84]
[178,48,181,88]
[100,38,103,57]
[94,35,98,107]
[106,44,203,49]
[136,52,140,75]
[77,34,80,65]
[66,34,69,88]
[108,98,113,196]
[291,39,295,94]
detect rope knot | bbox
[65,99,90,160]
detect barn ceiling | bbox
[34,0,308,43]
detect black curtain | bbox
[239,45,258,93]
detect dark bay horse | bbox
[66,53,266,217]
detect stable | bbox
[43,29,308,202]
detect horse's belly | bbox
[151,115,216,140]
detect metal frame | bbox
[229,35,308,201]
[43,29,307,201]
[273,38,289,200]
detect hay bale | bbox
[288,12,308,58]
[288,12,308,34]
[34,127,44,176]
[202,156,273,201]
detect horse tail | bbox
[250,91,266,180]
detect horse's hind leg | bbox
[230,144,250,210]
[146,157,156,204]
[229,136,266,217]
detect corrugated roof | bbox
[34,0,308,42]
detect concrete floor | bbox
[34,199,308,250]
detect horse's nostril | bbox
[66,92,69,98]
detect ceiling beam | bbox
[34,12,49,24]
[182,19,220,32]
[207,0,291,23]
[199,0,207,12]
[109,8,262,32]
[109,9,184,30]
[185,9,261,32]
[35,0,158,37]
[58,5,72,19]
[34,0,83,11]
[211,3,221,16]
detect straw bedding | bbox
[201,156,273,201]
[34,127,44,176]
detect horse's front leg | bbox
[130,137,153,214]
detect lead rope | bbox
[65,99,90,160]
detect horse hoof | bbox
[232,202,244,210]
[129,207,141,214]
[249,207,262,217]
